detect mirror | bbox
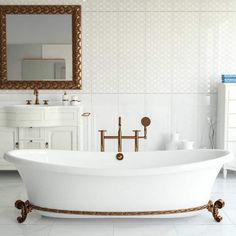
[0,5,82,89]
[7,15,72,81]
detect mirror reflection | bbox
[6,14,72,81]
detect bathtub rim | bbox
[4,149,234,176]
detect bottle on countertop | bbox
[166,133,180,150]
[70,95,81,106]
[62,91,70,106]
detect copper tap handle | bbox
[132,130,141,133]
[26,100,32,105]
[43,100,49,105]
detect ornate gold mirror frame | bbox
[0,5,82,89]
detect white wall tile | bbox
[92,94,118,151]
[118,94,145,151]
[145,94,171,150]
[171,94,199,146]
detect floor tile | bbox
[0,224,51,236]
[175,225,236,236]
[49,224,113,236]
[114,224,177,236]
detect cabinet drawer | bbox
[19,140,46,149]
[19,127,44,139]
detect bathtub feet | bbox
[207,199,225,222]
[15,200,32,223]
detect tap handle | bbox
[118,117,121,127]
[132,130,141,133]
[43,100,49,105]
[141,117,151,127]
[98,130,107,133]
[26,100,32,105]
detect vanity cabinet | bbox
[45,127,77,150]
[0,105,85,170]
[0,127,18,170]
[217,84,236,178]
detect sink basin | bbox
[0,104,83,127]
[5,104,81,109]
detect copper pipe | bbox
[98,117,151,153]
[99,130,106,152]
[118,117,122,152]
[133,130,141,152]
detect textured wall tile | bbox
[172,12,199,93]
[218,13,236,80]
[82,12,97,93]
[146,0,173,12]
[118,12,146,93]
[91,12,118,93]
[118,0,146,12]
[200,0,236,11]
[172,0,200,11]
[146,12,172,93]
[199,12,220,93]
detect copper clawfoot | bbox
[207,199,225,222]
[15,200,32,223]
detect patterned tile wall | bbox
[0,0,236,150]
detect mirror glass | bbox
[6,14,72,81]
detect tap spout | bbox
[33,87,40,105]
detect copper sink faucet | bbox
[33,87,40,105]
[99,116,151,152]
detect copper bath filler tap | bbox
[33,87,40,105]
[99,116,151,152]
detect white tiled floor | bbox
[1,171,236,236]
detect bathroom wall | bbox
[1,0,236,151]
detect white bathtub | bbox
[4,149,233,221]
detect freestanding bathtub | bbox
[4,149,233,223]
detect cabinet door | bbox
[19,140,46,149]
[0,127,18,170]
[45,127,77,150]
